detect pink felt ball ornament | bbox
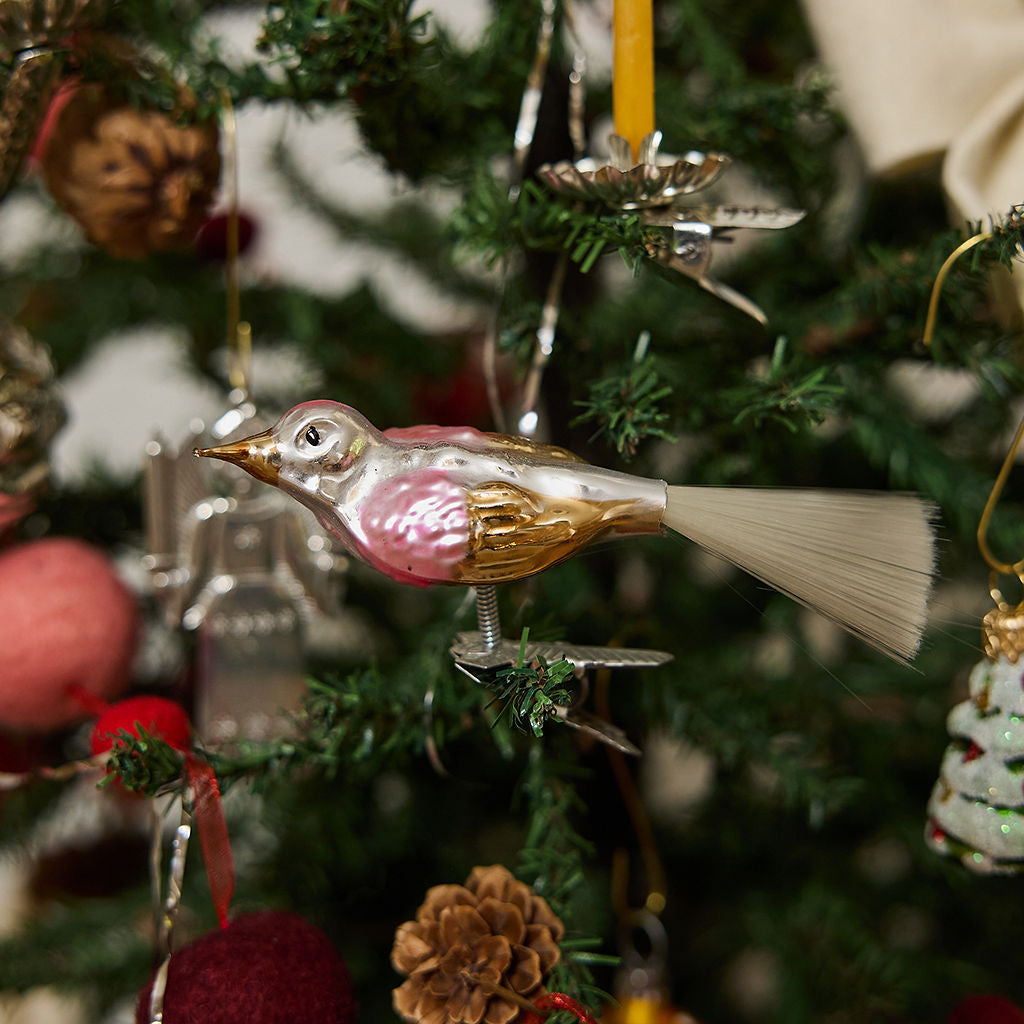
[0,537,138,732]
[90,696,192,756]
[135,911,356,1024]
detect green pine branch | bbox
[488,630,576,739]
[453,175,652,273]
[255,0,429,99]
[517,746,613,1017]
[571,351,676,459]
[723,336,843,433]
[101,727,184,797]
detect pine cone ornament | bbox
[0,319,65,529]
[391,864,565,1024]
[0,0,104,198]
[0,49,61,198]
[40,82,220,259]
[0,0,102,53]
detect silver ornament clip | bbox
[451,585,672,756]
[538,130,805,324]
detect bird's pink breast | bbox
[358,469,469,585]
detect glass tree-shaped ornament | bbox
[926,595,1024,874]
[144,401,346,746]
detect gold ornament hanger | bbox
[923,231,1024,660]
[976,413,1024,663]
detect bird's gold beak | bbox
[194,428,280,485]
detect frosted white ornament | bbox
[926,603,1024,875]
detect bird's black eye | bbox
[305,425,322,446]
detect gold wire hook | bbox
[611,847,666,921]
[922,231,992,346]
[924,231,1024,586]
[977,409,1024,579]
[598,663,667,919]
[219,87,249,397]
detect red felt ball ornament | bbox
[135,911,356,1024]
[412,334,514,429]
[948,995,1024,1024]
[0,537,138,732]
[90,696,192,756]
[0,492,34,537]
[195,211,258,261]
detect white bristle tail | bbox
[662,487,937,663]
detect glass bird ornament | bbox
[196,401,936,663]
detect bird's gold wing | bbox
[456,481,636,584]
[478,433,587,464]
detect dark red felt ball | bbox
[135,911,356,1024]
[195,211,258,261]
[948,995,1024,1024]
[90,696,192,756]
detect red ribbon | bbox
[521,992,598,1024]
[184,755,235,929]
[66,684,111,717]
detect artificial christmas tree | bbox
[3,1,1024,1022]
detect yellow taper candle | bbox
[613,0,655,163]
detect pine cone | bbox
[0,0,104,197]
[0,0,103,56]
[0,319,65,491]
[0,0,104,198]
[391,864,565,1024]
[0,49,61,199]
[0,319,64,532]
[40,82,220,259]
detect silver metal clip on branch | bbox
[450,584,672,756]
[537,130,805,325]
